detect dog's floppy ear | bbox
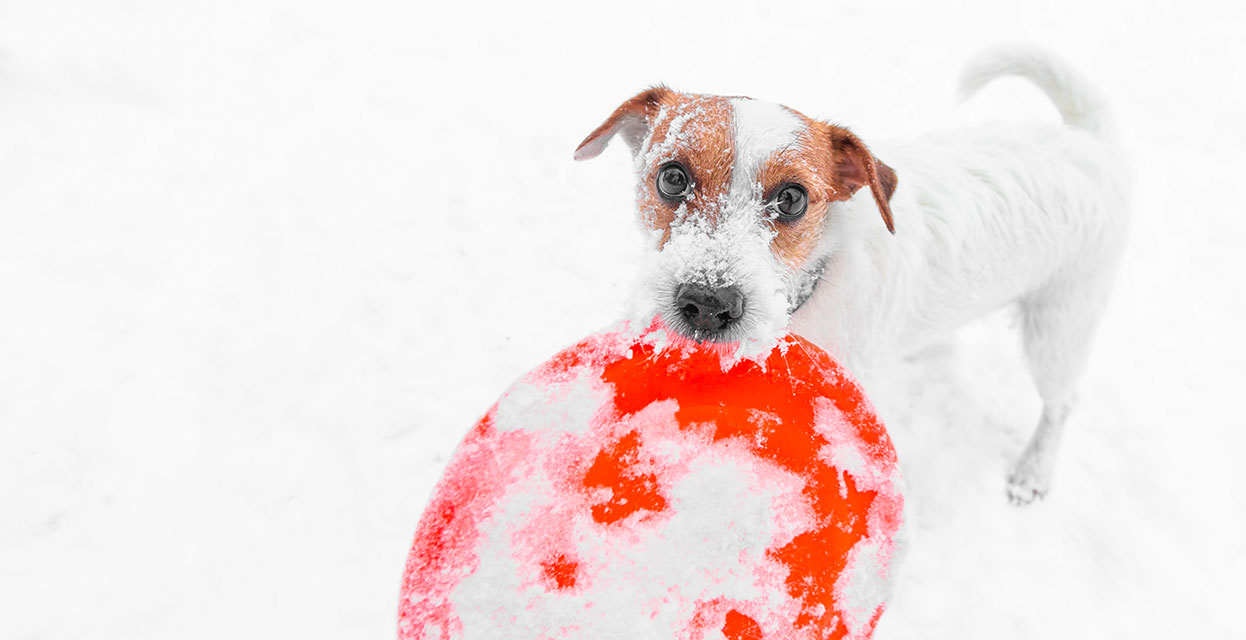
[827,124,898,234]
[574,86,672,161]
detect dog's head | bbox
[576,87,897,346]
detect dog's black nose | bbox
[675,284,745,333]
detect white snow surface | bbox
[1,1,1243,638]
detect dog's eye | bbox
[656,163,691,200]
[773,184,808,220]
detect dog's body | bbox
[576,47,1129,504]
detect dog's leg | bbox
[1007,394,1074,505]
[1008,271,1115,505]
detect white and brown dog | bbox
[574,46,1129,505]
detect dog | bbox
[573,46,1129,505]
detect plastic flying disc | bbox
[398,321,905,640]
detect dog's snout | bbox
[675,284,745,333]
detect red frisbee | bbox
[398,321,905,639]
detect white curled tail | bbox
[959,45,1113,138]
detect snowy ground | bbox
[2,0,1243,638]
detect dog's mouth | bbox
[660,307,748,344]
[663,320,745,344]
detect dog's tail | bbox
[958,45,1113,138]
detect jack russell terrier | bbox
[573,46,1129,505]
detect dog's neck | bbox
[788,255,830,315]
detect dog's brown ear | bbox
[827,125,898,234]
[574,86,672,161]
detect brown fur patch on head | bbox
[753,113,899,266]
[755,115,837,268]
[633,94,736,246]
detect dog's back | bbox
[797,47,1131,367]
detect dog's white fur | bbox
[584,47,1130,504]
[790,48,1129,503]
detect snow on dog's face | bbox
[576,87,897,350]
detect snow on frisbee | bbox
[398,321,906,639]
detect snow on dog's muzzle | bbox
[648,209,792,350]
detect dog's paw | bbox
[1006,454,1052,506]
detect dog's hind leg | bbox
[1007,268,1118,505]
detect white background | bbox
[1,0,1243,638]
